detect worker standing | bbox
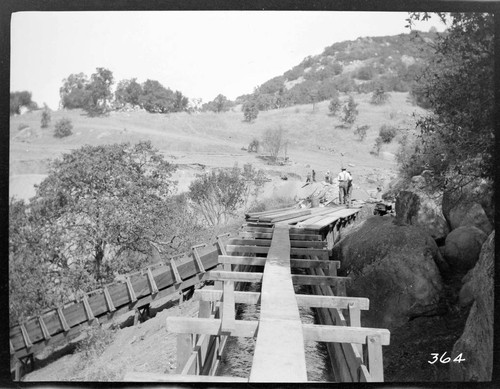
[325,170,330,184]
[338,167,352,205]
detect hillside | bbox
[10,91,427,202]
[237,30,437,109]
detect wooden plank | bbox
[221,281,235,333]
[166,317,258,338]
[240,231,321,241]
[169,258,182,283]
[20,323,32,348]
[276,206,343,225]
[367,335,384,381]
[192,244,207,273]
[219,255,266,266]
[267,209,312,223]
[81,295,95,321]
[242,226,274,233]
[250,225,307,382]
[125,277,137,303]
[295,295,369,310]
[290,247,329,259]
[176,334,192,374]
[216,233,230,255]
[292,274,351,286]
[206,270,263,283]
[246,205,297,218]
[228,238,325,249]
[349,303,363,357]
[302,324,390,345]
[57,307,70,332]
[124,372,248,382]
[194,289,261,305]
[219,255,337,270]
[146,268,159,294]
[359,364,372,382]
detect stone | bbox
[333,217,443,330]
[444,226,487,271]
[449,202,492,235]
[395,190,449,241]
[450,231,494,381]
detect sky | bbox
[11,11,447,110]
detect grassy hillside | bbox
[10,91,427,200]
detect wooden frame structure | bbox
[142,205,390,383]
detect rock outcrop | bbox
[333,217,443,330]
[395,189,449,241]
[450,231,494,381]
[443,226,487,271]
[448,202,492,235]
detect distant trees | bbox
[10,91,37,115]
[85,67,114,116]
[328,93,341,116]
[370,86,389,105]
[60,73,91,109]
[242,100,259,122]
[139,79,175,113]
[203,94,231,113]
[354,125,369,141]
[115,78,143,108]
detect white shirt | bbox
[338,171,352,182]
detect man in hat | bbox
[338,167,352,205]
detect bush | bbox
[248,139,259,153]
[341,96,359,126]
[328,94,341,116]
[354,125,369,141]
[372,137,383,156]
[370,86,389,105]
[54,118,73,138]
[77,325,116,362]
[378,125,397,143]
[242,100,259,122]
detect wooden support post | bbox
[146,268,159,295]
[20,323,32,348]
[328,260,340,276]
[192,244,206,273]
[57,307,70,332]
[81,294,95,321]
[170,258,183,284]
[176,334,193,374]
[125,276,137,303]
[10,340,15,355]
[103,286,116,312]
[221,281,235,334]
[38,316,51,340]
[367,334,384,382]
[349,303,363,359]
[216,233,230,256]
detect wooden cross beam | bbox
[81,294,95,322]
[166,317,258,338]
[216,233,231,255]
[218,255,339,270]
[191,244,207,273]
[38,316,51,340]
[194,289,261,305]
[103,286,116,312]
[291,274,351,286]
[302,324,390,345]
[56,307,70,332]
[295,294,369,310]
[169,258,183,284]
[146,268,159,295]
[206,270,263,283]
[125,276,137,303]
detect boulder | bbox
[449,202,492,235]
[395,190,449,241]
[444,226,487,271]
[333,217,443,330]
[450,231,494,381]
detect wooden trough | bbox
[127,204,390,382]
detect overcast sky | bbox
[11,11,446,110]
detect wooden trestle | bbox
[126,204,390,383]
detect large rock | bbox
[333,217,443,330]
[444,226,487,271]
[395,189,449,241]
[449,202,492,235]
[450,231,494,381]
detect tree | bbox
[10,91,37,115]
[139,79,176,113]
[353,125,369,141]
[173,91,189,112]
[188,166,247,226]
[54,118,73,138]
[115,78,143,108]
[262,126,286,163]
[242,100,259,122]
[60,73,90,109]
[370,86,389,105]
[248,138,259,152]
[41,104,51,128]
[341,96,359,126]
[84,67,114,116]
[378,125,397,143]
[203,94,230,113]
[404,13,494,187]
[31,141,177,287]
[328,93,341,116]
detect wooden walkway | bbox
[128,204,391,383]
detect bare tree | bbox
[262,126,286,163]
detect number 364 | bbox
[428,352,465,364]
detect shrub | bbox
[77,325,116,362]
[242,100,259,122]
[328,94,341,116]
[378,125,397,143]
[353,125,369,141]
[248,139,259,153]
[372,137,383,156]
[17,123,29,132]
[54,118,73,138]
[370,86,389,105]
[341,96,358,126]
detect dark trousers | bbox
[339,182,348,204]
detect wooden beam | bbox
[194,289,261,305]
[206,270,263,283]
[124,372,248,382]
[246,205,297,218]
[192,244,207,273]
[295,294,369,310]
[219,255,338,270]
[169,258,182,284]
[125,277,137,303]
[146,268,159,295]
[166,317,258,338]
[221,280,235,334]
[290,247,329,259]
[38,317,51,340]
[302,324,390,345]
[56,307,70,332]
[81,294,95,321]
[367,334,384,381]
[20,323,32,348]
[292,274,351,286]
[216,233,230,256]
[103,287,116,312]
[219,255,266,267]
[228,238,326,249]
[349,303,363,358]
